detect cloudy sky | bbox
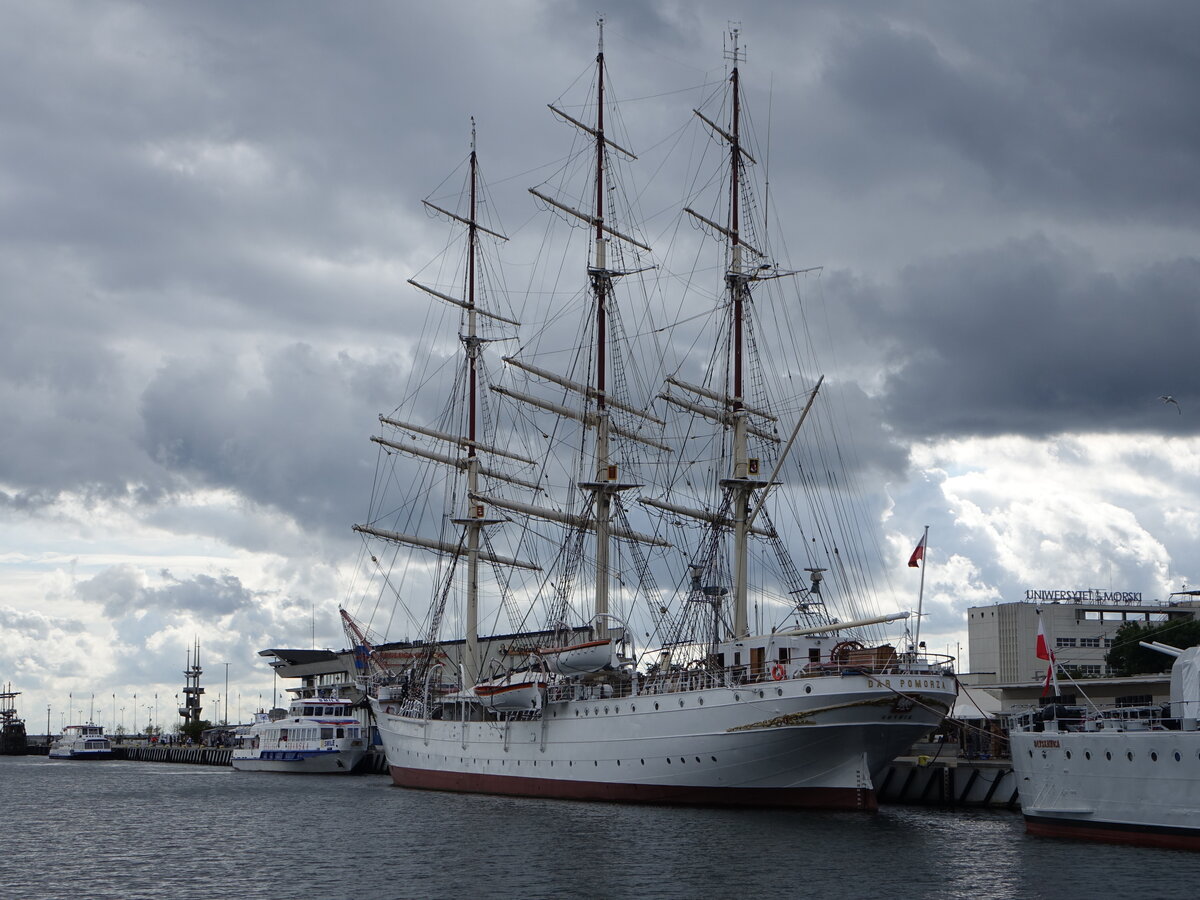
[3,0,1199,731]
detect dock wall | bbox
[875,757,1018,808]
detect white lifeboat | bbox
[534,638,617,676]
[473,675,547,711]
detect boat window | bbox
[321,728,333,740]
[336,728,344,738]
[280,729,288,742]
[304,706,315,716]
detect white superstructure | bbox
[232,697,367,774]
[1010,642,1200,850]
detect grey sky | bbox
[2,0,1198,723]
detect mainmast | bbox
[590,18,615,639]
[462,119,483,684]
[723,29,758,639]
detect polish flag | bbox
[1036,617,1054,661]
[907,535,926,568]
[1036,615,1056,696]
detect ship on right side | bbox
[1009,640,1200,850]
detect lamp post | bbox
[224,662,229,726]
[46,705,50,741]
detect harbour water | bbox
[3,755,1198,900]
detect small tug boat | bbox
[232,696,367,774]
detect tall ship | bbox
[1010,640,1200,850]
[48,724,112,760]
[1,685,27,755]
[352,23,956,810]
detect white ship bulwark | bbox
[1010,642,1200,850]
[350,20,957,811]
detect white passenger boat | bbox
[49,723,112,759]
[1010,640,1200,850]
[354,21,956,810]
[232,697,367,774]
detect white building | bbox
[966,589,1200,712]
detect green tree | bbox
[179,719,212,744]
[1106,619,1200,676]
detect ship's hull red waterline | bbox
[372,672,955,810]
[1011,727,1200,849]
[1023,815,1200,852]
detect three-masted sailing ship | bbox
[351,23,956,810]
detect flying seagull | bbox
[1160,395,1182,414]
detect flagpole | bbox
[915,525,929,652]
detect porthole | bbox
[758,690,765,698]
[1106,751,1112,760]
[698,698,704,705]
[1151,752,1158,762]
[695,756,701,763]
[679,699,685,708]
[805,685,812,694]
[666,758,671,765]
[575,710,579,717]
[1176,752,1182,762]
[594,760,598,767]
[631,705,636,712]
[1065,751,1071,760]
[604,707,609,714]
[711,756,717,762]
[1085,751,1091,760]
[680,757,686,764]
[1127,751,1134,762]
[777,688,783,697]
[640,759,645,765]
[734,694,741,701]
[617,760,621,766]
[1027,749,1034,758]
[654,703,660,710]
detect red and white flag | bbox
[1036,615,1056,696]
[907,535,926,568]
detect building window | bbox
[1056,637,1077,648]
[1079,638,1100,648]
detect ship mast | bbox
[590,18,615,639]
[724,29,758,639]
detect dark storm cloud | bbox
[819,3,1200,221]
[139,342,409,541]
[76,565,258,619]
[849,236,1200,437]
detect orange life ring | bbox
[771,664,786,681]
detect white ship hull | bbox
[1011,728,1200,850]
[48,746,112,760]
[231,746,367,774]
[373,671,955,809]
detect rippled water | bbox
[3,755,1198,900]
